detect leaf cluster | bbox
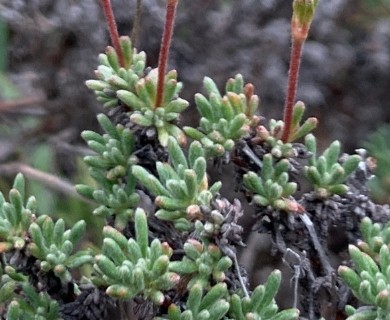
[229,270,299,320]
[243,154,299,212]
[184,74,259,157]
[304,134,361,198]
[253,102,317,157]
[158,282,230,320]
[132,137,221,231]
[169,239,232,289]
[28,216,93,282]
[86,36,146,108]
[338,218,390,319]
[94,209,179,304]
[0,173,36,253]
[76,113,140,229]
[0,263,59,320]
[86,36,188,146]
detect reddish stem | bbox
[155,0,178,109]
[101,0,125,67]
[281,21,308,143]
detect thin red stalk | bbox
[281,40,303,143]
[155,0,178,109]
[281,20,308,143]
[101,0,125,67]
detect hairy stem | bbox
[155,0,178,109]
[101,0,125,67]
[281,38,304,143]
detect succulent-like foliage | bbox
[132,137,221,231]
[87,36,188,147]
[243,154,299,212]
[93,208,180,304]
[27,215,93,282]
[357,217,390,261]
[0,266,59,320]
[229,270,299,320]
[157,282,230,320]
[338,218,390,319]
[76,113,140,229]
[0,173,36,253]
[169,239,232,289]
[86,36,146,109]
[304,133,361,198]
[184,74,259,157]
[253,102,317,158]
[117,68,188,146]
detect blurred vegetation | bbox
[364,125,390,204]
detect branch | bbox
[0,162,94,204]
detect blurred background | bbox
[1,0,390,311]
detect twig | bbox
[300,213,333,275]
[283,249,302,308]
[131,0,143,47]
[241,142,263,170]
[233,254,249,298]
[0,162,94,204]
[0,96,46,113]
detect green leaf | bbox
[199,282,228,310]
[203,77,221,99]
[255,270,281,313]
[187,283,203,315]
[168,137,188,170]
[97,115,119,141]
[132,165,170,197]
[135,208,149,258]
[342,155,361,177]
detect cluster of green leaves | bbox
[0,265,59,320]
[86,36,146,108]
[28,216,93,282]
[157,282,230,320]
[118,68,188,146]
[339,218,390,320]
[184,74,259,157]
[229,270,299,320]
[157,270,298,320]
[304,134,361,198]
[243,154,299,212]
[0,173,36,253]
[253,102,317,158]
[86,36,188,146]
[169,239,232,289]
[76,113,140,229]
[132,137,221,231]
[93,208,179,304]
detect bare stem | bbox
[0,162,94,204]
[281,38,304,143]
[155,0,178,109]
[101,0,125,67]
[131,0,143,47]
